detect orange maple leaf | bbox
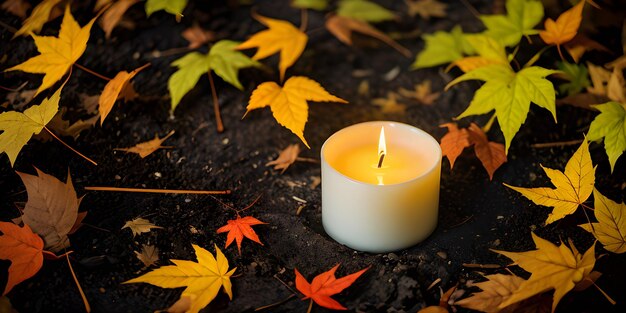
[295,264,369,310]
[216,215,267,254]
[440,123,471,169]
[539,0,585,59]
[0,222,44,295]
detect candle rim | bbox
[321,121,442,187]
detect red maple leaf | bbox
[0,222,44,295]
[295,264,369,310]
[216,215,267,254]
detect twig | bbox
[44,127,98,166]
[462,263,502,269]
[74,63,111,81]
[593,281,616,305]
[447,215,473,229]
[66,253,91,312]
[296,157,320,164]
[530,139,583,149]
[299,9,308,32]
[81,223,111,233]
[84,186,231,194]
[254,294,296,311]
[151,46,192,58]
[306,299,313,313]
[207,71,224,132]
[209,195,238,213]
[238,194,263,214]
[274,274,299,295]
[459,0,481,19]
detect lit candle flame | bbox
[377,126,386,168]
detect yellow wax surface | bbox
[333,144,428,185]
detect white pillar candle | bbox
[321,121,441,253]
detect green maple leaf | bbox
[480,0,544,47]
[336,0,395,23]
[588,101,626,172]
[447,64,558,153]
[412,26,474,69]
[168,40,261,111]
[145,0,188,18]
[557,62,590,96]
[292,0,328,10]
[0,85,62,166]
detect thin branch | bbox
[296,157,320,164]
[299,9,308,32]
[74,63,112,81]
[593,281,616,305]
[44,127,98,166]
[84,186,231,195]
[207,70,225,133]
[254,294,296,311]
[531,139,583,149]
[209,195,238,213]
[81,223,111,233]
[66,253,91,312]
[459,0,481,19]
[462,263,502,269]
[238,193,263,214]
[273,274,299,295]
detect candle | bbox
[321,121,441,253]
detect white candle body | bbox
[321,121,441,253]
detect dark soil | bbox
[1,0,625,312]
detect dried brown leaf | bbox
[455,274,525,313]
[122,217,162,237]
[266,144,300,173]
[564,35,610,63]
[440,123,471,169]
[325,15,410,57]
[115,130,175,158]
[467,123,506,180]
[372,92,406,114]
[406,0,447,19]
[135,244,159,267]
[99,64,149,125]
[398,80,440,105]
[1,0,31,19]
[182,25,216,49]
[100,0,140,38]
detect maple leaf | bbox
[182,25,215,49]
[505,139,594,224]
[493,233,596,312]
[588,101,626,172]
[406,0,447,19]
[451,35,509,73]
[266,144,301,173]
[564,35,609,63]
[336,0,395,23]
[412,26,473,69]
[145,0,187,20]
[100,0,140,39]
[0,222,44,295]
[135,244,160,267]
[169,40,261,110]
[124,244,236,313]
[122,217,162,237]
[440,123,471,169]
[447,64,558,153]
[292,0,328,10]
[557,61,590,96]
[0,84,61,166]
[372,92,406,114]
[15,167,84,253]
[480,0,544,47]
[455,274,525,313]
[295,264,369,310]
[217,215,267,254]
[398,80,441,105]
[6,6,97,95]
[236,15,307,81]
[539,0,585,59]
[325,15,411,57]
[1,0,31,19]
[42,108,99,141]
[115,130,175,158]
[12,0,61,38]
[245,76,347,148]
[579,189,626,253]
[99,64,149,125]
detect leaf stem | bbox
[238,193,263,214]
[482,112,497,133]
[530,139,583,149]
[593,281,616,305]
[306,299,313,313]
[296,157,320,164]
[44,126,98,166]
[254,294,296,311]
[66,253,91,312]
[523,46,550,68]
[299,9,308,32]
[207,70,225,132]
[74,63,111,81]
[557,45,565,62]
[84,186,231,194]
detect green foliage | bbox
[557,61,590,96]
[168,40,260,111]
[412,26,473,69]
[588,101,626,172]
[336,0,395,23]
[292,0,328,10]
[464,34,509,63]
[480,0,543,47]
[145,0,188,18]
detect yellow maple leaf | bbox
[6,6,97,95]
[13,0,62,38]
[579,189,626,254]
[493,233,596,313]
[236,14,307,81]
[121,217,162,237]
[124,244,236,313]
[539,0,585,59]
[245,76,347,148]
[455,273,526,312]
[115,130,175,158]
[98,64,149,125]
[504,139,595,224]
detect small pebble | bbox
[222,138,229,145]
[154,172,162,178]
[184,198,191,203]
[115,175,121,180]
[437,251,447,259]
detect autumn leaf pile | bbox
[1,0,626,312]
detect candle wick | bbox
[377,152,385,168]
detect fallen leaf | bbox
[295,264,369,310]
[398,80,441,105]
[557,61,590,96]
[99,63,149,125]
[588,101,626,172]
[406,0,447,19]
[36,108,99,142]
[579,189,626,253]
[325,15,410,57]
[455,274,525,313]
[412,25,473,69]
[216,215,267,254]
[237,14,307,80]
[100,0,140,38]
[417,306,447,313]
[452,35,509,73]
[440,123,471,169]
[5,87,36,110]
[336,0,396,23]
[564,35,610,63]
[467,123,507,180]
[539,0,585,58]
[94,0,113,12]
[1,0,31,19]
[122,217,162,237]
[12,0,61,38]
[0,222,44,295]
[7,6,97,95]
[586,62,611,96]
[124,244,236,313]
[182,25,215,49]
[492,233,596,312]
[505,139,595,224]
[557,92,607,111]
[0,296,18,313]
[480,0,544,47]
[145,0,187,20]
[372,92,406,114]
[245,76,347,148]
[0,84,62,166]
[607,68,626,103]
[266,144,300,173]
[115,130,175,158]
[78,93,100,114]
[135,244,159,267]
